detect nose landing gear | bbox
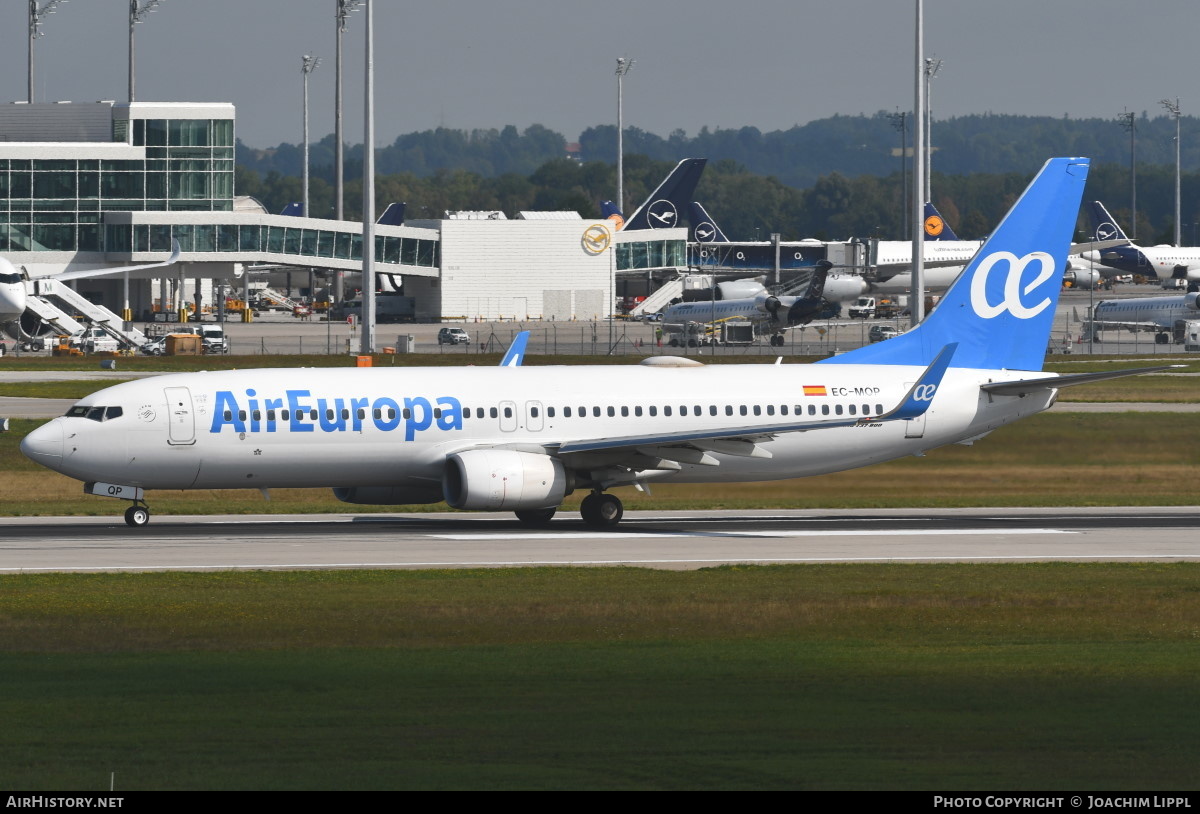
[123,502,151,528]
[580,492,623,528]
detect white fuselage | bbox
[24,364,1052,498]
[1092,293,1200,331]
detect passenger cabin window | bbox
[490,407,498,418]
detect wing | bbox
[541,344,957,470]
[52,240,181,282]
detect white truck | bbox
[71,327,120,354]
[848,297,877,319]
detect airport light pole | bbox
[360,0,375,355]
[28,0,69,103]
[889,110,908,236]
[128,1,163,103]
[335,1,362,222]
[1117,108,1137,239]
[301,54,321,218]
[1161,98,1180,247]
[615,57,634,215]
[923,57,941,204]
[911,0,926,327]
[1161,97,1180,246]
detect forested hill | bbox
[238,111,1199,189]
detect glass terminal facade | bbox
[1,116,235,253]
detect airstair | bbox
[30,279,148,349]
[260,286,303,311]
[628,278,683,317]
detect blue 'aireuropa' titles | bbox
[211,389,463,441]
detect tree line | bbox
[237,154,1199,247]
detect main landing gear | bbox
[124,501,151,528]
[580,492,623,528]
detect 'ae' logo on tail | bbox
[969,251,1056,319]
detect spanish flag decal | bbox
[803,385,828,396]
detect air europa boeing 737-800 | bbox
[21,158,1169,528]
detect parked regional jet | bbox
[659,262,832,347]
[22,158,1170,529]
[1082,291,1200,344]
[1081,201,1200,285]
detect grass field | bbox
[1,565,1198,790]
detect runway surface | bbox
[2,507,1197,573]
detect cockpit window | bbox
[0,272,22,285]
[65,405,123,422]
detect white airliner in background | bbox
[22,157,1169,529]
[1081,200,1200,285]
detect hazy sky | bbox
[1,1,1196,150]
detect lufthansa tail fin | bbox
[923,202,961,241]
[621,158,707,232]
[821,157,1091,372]
[377,202,407,226]
[1087,201,1130,243]
[689,202,730,243]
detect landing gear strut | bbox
[580,492,623,528]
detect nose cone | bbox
[21,419,64,468]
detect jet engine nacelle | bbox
[332,485,443,505]
[1185,292,1200,311]
[715,279,766,300]
[443,450,573,511]
[1067,266,1103,289]
[821,273,869,303]
[754,294,781,315]
[1171,264,1200,283]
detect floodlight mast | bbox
[302,55,321,219]
[128,1,163,103]
[1159,97,1182,247]
[360,1,376,355]
[334,1,363,306]
[615,57,634,216]
[28,0,69,104]
[1117,109,1137,240]
[911,0,926,328]
[888,110,908,236]
[923,57,942,204]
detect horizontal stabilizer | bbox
[981,365,1180,397]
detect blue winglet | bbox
[884,343,957,420]
[499,331,530,367]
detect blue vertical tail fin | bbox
[689,202,730,243]
[821,157,1091,372]
[923,202,960,241]
[377,202,407,226]
[621,158,707,231]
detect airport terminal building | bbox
[0,100,686,325]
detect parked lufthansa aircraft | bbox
[22,158,1169,528]
[1081,200,1200,285]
